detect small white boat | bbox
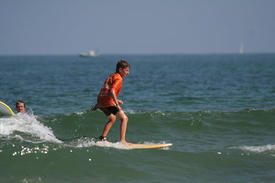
[79,50,99,57]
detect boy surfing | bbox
[92,60,132,146]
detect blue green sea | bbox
[0,54,275,183]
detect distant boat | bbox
[240,43,244,54]
[79,50,99,57]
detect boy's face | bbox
[119,67,130,77]
[16,102,25,112]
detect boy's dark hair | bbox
[116,60,130,73]
[16,100,25,107]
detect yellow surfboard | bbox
[93,141,172,150]
[0,101,14,116]
[126,143,173,150]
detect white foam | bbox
[124,109,136,114]
[74,111,84,115]
[0,113,61,143]
[231,144,275,153]
[75,138,127,149]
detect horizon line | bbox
[1,52,275,56]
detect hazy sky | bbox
[0,0,274,55]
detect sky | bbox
[0,0,275,55]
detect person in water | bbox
[16,100,27,113]
[92,60,131,145]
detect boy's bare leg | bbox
[101,114,116,139]
[116,110,133,145]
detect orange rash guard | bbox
[97,73,123,107]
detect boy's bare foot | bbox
[120,140,134,146]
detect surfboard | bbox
[0,101,14,116]
[126,143,173,150]
[92,140,172,150]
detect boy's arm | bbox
[110,89,122,111]
[110,77,123,110]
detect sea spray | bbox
[0,113,61,143]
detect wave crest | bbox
[231,144,275,153]
[0,113,61,143]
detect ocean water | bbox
[0,54,275,183]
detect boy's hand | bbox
[118,100,123,105]
[117,105,122,111]
[116,100,123,111]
